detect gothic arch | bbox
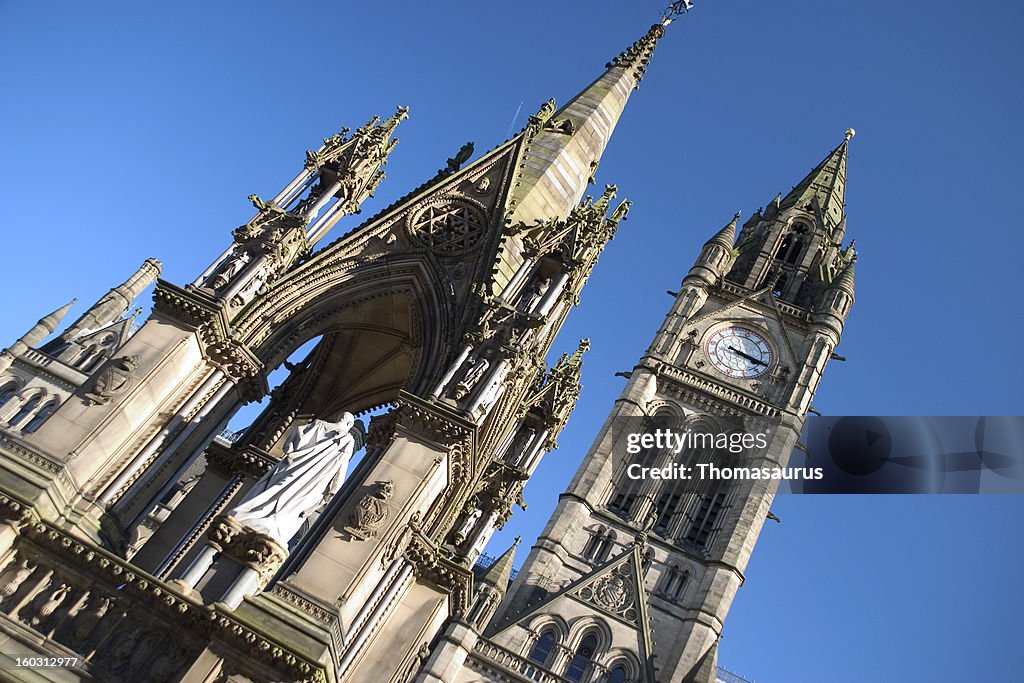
[566,616,612,653]
[600,649,641,682]
[526,613,570,642]
[234,254,459,418]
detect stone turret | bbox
[0,299,76,375]
[60,259,161,341]
[684,213,741,286]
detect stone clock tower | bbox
[481,133,857,682]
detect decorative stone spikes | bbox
[571,184,619,227]
[606,22,667,88]
[532,338,589,447]
[305,105,408,171]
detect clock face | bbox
[705,326,774,378]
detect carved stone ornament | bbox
[84,354,140,405]
[575,562,639,623]
[408,199,488,255]
[344,480,394,540]
[12,521,328,682]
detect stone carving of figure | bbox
[520,275,551,314]
[228,413,363,546]
[506,427,537,466]
[0,557,32,604]
[207,249,252,291]
[472,362,509,420]
[227,263,271,308]
[452,507,483,546]
[293,180,326,217]
[453,349,491,400]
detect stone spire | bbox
[0,299,76,375]
[480,536,521,590]
[779,130,853,229]
[706,211,741,249]
[506,19,672,226]
[61,258,162,341]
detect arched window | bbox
[528,629,557,666]
[23,399,58,434]
[652,490,681,536]
[595,530,617,563]
[608,665,628,683]
[565,633,598,682]
[682,491,727,550]
[8,393,42,428]
[0,383,18,412]
[582,525,607,561]
[75,345,98,370]
[660,563,689,601]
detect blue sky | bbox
[2,1,1022,681]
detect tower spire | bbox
[506,13,683,226]
[0,298,76,375]
[61,258,161,341]
[480,536,521,590]
[779,130,853,229]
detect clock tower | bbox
[491,133,856,681]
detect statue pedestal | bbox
[182,515,289,608]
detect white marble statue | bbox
[228,413,359,546]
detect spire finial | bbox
[845,128,856,141]
[661,0,695,25]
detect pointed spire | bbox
[25,299,76,348]
[780,132,852,228]
[0,298,77,375]
[507,19,673,226]
[706,212,740,249]
[480,537,521,591]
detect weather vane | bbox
[661,0,695,24]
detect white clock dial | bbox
[705,326,774,379]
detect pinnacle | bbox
[480,537,521,590]
[830,258,855,293]
[40,298,77,334]
[706,212,740,249]
[780,133,850,228]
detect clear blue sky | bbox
[2,2,1022,681]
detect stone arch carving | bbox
[526,613,570,641]
[233,252,458,415]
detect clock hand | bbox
[727,345,768,366]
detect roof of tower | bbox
[39,299,77,338]
[479,536,521,590]
[706,212,741,249]
[506,21,670,226]
[779,131,853,228]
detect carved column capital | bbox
[210,514,289,587]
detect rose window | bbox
[409,201,487,254]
